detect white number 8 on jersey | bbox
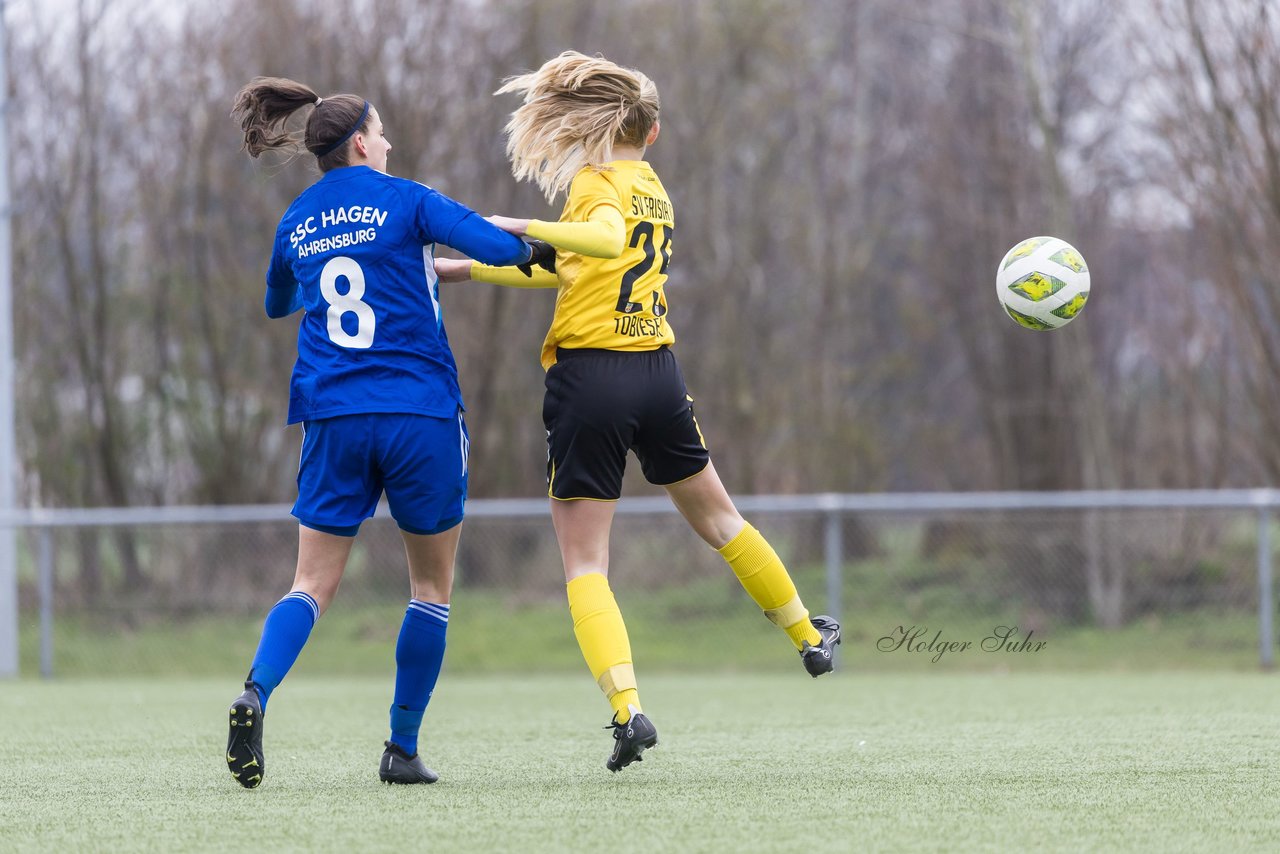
[320,255,376,349]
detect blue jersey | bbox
[265,165,530,424]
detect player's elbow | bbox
[264,286,301,318]
[599,217,628,258]
[582,226,625,259]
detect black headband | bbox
[316,100,371,158]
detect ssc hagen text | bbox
[289,205,390,257]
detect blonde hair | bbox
[496,51,660,202]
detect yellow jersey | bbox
[536,161,675,369]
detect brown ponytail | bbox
[231,77,372,172]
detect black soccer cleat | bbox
[226,681,265,789]
[800,615,842,677]
[605,705,658,772]
[379,741,439,784]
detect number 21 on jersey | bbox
[616,221,673,316]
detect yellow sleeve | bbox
[470,262,559,289]
[527,204,626,258]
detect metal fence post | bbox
[1260,507,1274,671]
[824,508,843,627]
[38,527,53,678]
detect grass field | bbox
[2,672,1277,852]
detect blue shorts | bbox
[293,411,469,537]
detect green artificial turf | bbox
[2,672,1277,852]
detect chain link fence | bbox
[8,492,1278,677]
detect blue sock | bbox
[389,600,449,756]
[248,591,319,710]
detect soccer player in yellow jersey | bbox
[436,51,840,772]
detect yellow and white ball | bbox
[996,236,1090,330]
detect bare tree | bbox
[1139,0,1280,480]
[3,0,1262,625]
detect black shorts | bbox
[543,346,710,500]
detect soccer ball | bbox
[996,236,1090,330]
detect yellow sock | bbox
[566,572,641,722]
[719,523,822,651]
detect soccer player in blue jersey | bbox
[223,77,552,789]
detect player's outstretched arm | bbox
[488,208,625,259]
[434,258,474,283]
[436,255,558,289]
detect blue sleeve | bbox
[413,186,532,267]
[265,229,303,318]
